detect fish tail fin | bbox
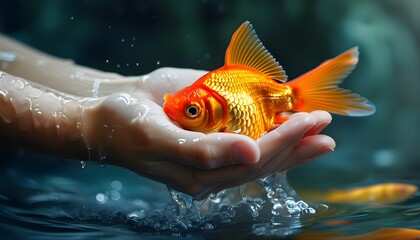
[285,47,375,116]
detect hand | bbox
[0,34,335,199]
[83,68,335,199]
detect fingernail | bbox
[231,142,258,164]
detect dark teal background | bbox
[2,0,419,185]
[1,0,420,206]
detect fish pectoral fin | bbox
[224,21,287,82]
[274,113,291,125]
[220,127,236,134]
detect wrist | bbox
[80,96,117,165]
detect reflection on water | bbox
[1,149,420,239]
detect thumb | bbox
[177,132,260,169]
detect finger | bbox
[177,132,261,169]
[305,110,332,136]
[257,113,316,162]
[276,134,335,172]
[249,113,317,179]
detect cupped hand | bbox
[0,35,336,199]
[83,68,335,199]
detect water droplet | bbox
[80,160,86,170]
[97,147,107,166]
[70,16,74,20]
[15,79,25,90]
[130,44,134,47]
[121,38,125,42]
[126,63,129,67]
[28,89,42,98]
[92,78,101,97]
[177,138,186,144]
[156,60,160,65]
[0,89,7,98]
[209,192,218,200]
[132,37,136,41]
[202,223,214,230]
[219,205,236,217]
[116,64,120,68]
[105,59,109,63]
[76,121,82,128]
[108,25,112,29]
[136,62,139,66]
[168,187,193,209]
[56,124,60,129]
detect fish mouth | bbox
[163,105,182,128]
[163,105,175,120]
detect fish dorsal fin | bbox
[225,21,287,82]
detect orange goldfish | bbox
[163,21,375,139]
[301,183,418,204]
[321,183,418,204]
[295,228,420,240]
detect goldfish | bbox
[295,228,420,240]
[301,183,418,204]
[163,21,375,139]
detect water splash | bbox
[120,172,315,232]
[80,160,86,170]
[257,172,316,218]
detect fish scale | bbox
[203,67,295,139]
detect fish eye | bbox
[185,104,201,118]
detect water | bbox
[1,149,419,240]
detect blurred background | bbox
[1,0,419,217]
